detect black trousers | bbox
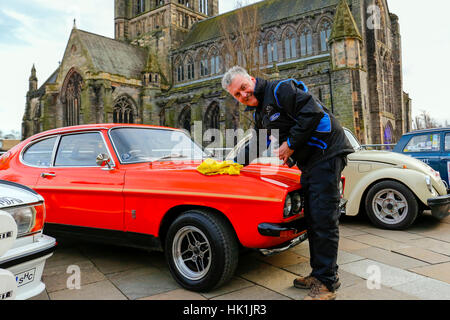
[300,156,347,291]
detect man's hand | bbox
[274,141,294,165]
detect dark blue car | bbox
[393,128,450,190]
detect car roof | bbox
[27,124,180,142]
[403,127,450,135]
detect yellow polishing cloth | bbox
[197,158,244,176]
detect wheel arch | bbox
[345,168,429,216]
[158,205,241,248]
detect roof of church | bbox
[180,0,341,49]
[75,29,148,79]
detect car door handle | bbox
[41,173,56,178]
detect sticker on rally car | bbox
[15,268,36,287]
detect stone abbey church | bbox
[23,0,412,146]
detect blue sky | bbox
[0,0,449,136]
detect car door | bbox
[35,131,125,231]
[442,132,450,186]
[401,132,441,172]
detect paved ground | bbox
[31,211,450,300]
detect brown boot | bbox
[293,275,317,289]
[303,279,337,300]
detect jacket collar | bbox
[245,77,267,112]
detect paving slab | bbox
[108,266,180,300]
[139,288,207,300]
[29,289,49,300]
[408,262,450,284]
[45,247,89,269]
[42,260,106,293]
[352,247,429,269]
[200,277,255,299]
[393,246,450,264]
[282,261,312,277]
[339,226,369,237]
[338,237,371,252]
[211,285,290,300]
[361,228,424,242]
[48,280,127,300]
[393,277,450,300]
[336,281,419,300]
[407,238,450,256]
[240,262,298,294]
[78,244,154,275]
[336,250,365,265]
[346,234,410,251]
[256,250,308,268]
[340,259,423,288]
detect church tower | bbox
[114,0,218,85]
[328,0,368,143]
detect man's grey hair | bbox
[221,66,251,91]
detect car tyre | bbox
[165,210,239,292]
[365,180,418,230]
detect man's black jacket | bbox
[239,77,354,171]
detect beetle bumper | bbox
[428,195,450,219]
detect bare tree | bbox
[219,0,263,130]
[414,110,442,130]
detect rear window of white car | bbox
[403,134,441,152]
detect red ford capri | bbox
[0,124,307,291]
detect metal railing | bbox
[361,144,396,151]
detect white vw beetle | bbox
[0,180,56,300]
[342,129,449,229]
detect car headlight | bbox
[291,193,302,214]
[3,203,45,238]
[283,194,292,218]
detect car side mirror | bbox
[96,154,113,170]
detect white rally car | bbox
[0,180,56,300]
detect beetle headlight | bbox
[284,195,292,218]
[4,203,45,238]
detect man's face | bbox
[227,74,259,107]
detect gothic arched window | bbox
[200,52,209,77]
[177,63,184,82]
[179,106,191,132]
[210,49,221,74]
[136,0,145,14]
[300,26,313,56]
[205,103,220,131]
[319,20,332,52]
[62,70,83,127]
[284,29,297,60]
[186,57,195,80]
[199,0,208,15]
[267,34,278,64]
[113,96,136,124]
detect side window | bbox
[445,133,450,152]
[403,134,441,152]
[22,137,57,167]
[55,133,108,167]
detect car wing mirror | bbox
[96,154,114,170]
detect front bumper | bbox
[257,218,308,256]
[0,234,56,300]
[428,195,450,219]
